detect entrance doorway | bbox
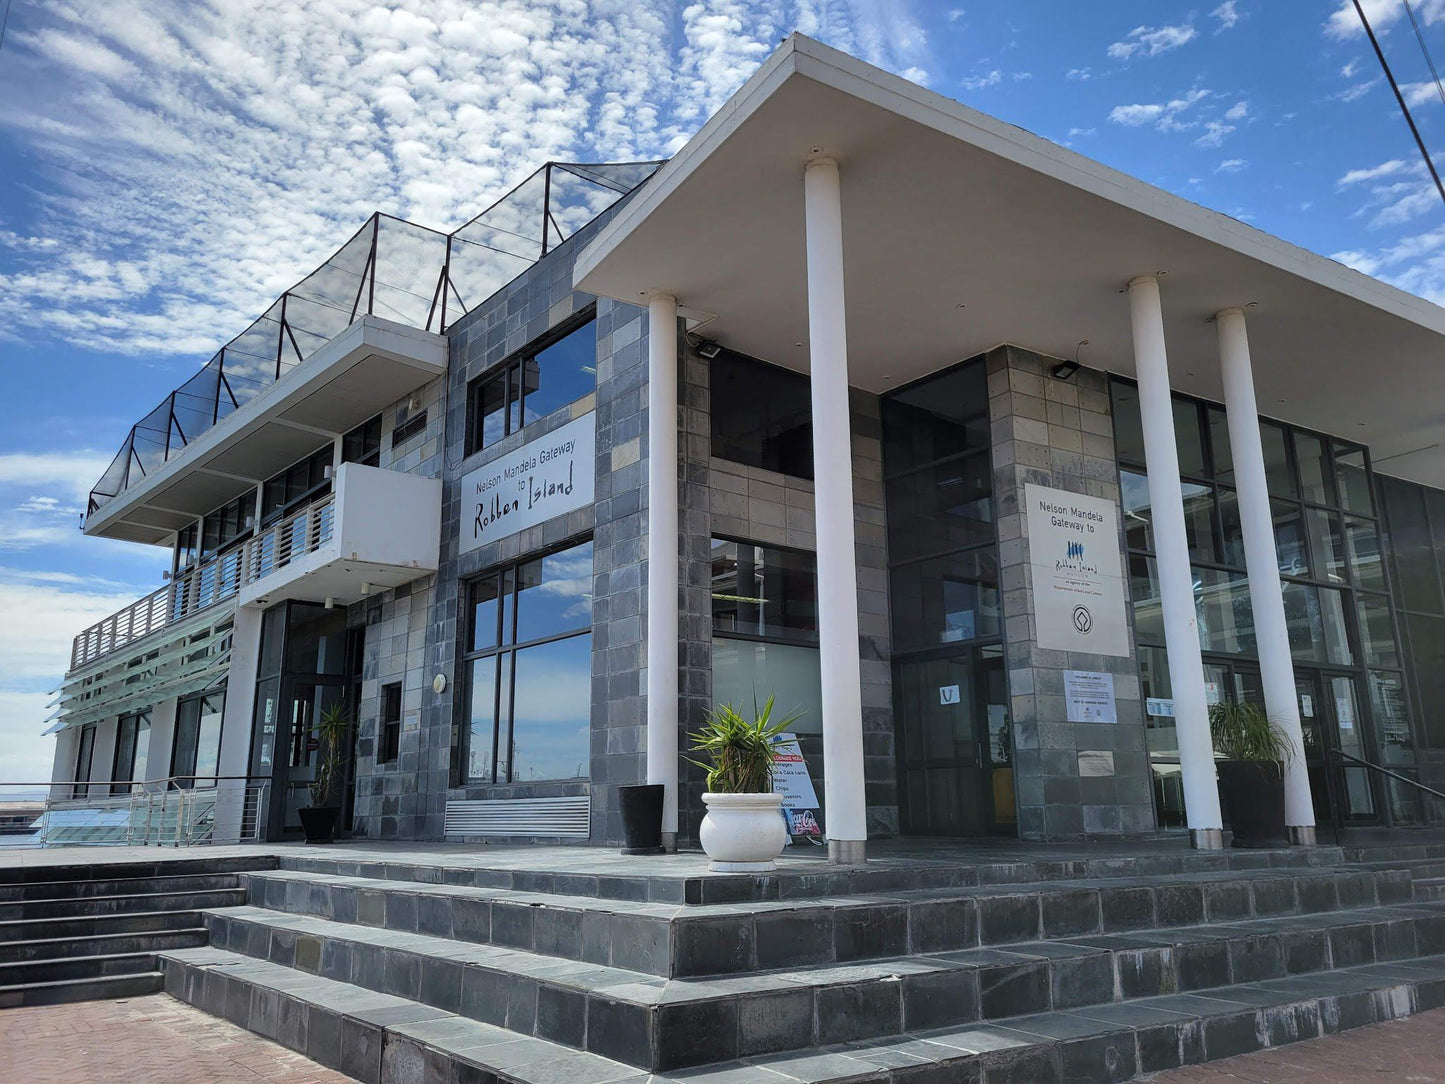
[895,644,1015,836]
[1295,669,1379,825]
[250,601,357,840]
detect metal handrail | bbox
[1322,746,1445,842]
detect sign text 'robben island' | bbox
[1024,482,1130,658]
[460,413,595,553]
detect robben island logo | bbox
[1054,538,1099,577]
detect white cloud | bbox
[1338,159,1409,186]
[1215,158,1247,173]
[1196,121,1236,147]
[1212,2,1241,31]
[1224,100,1249,121]
[1402,80,1445,108]
[1331,223,1445,303]
[1326,0,1445,39]
[1336,79,1380,103]
[1341,59,1361,79]
[1068,127,1096,138]
[1066,67,1092,81]
[960,69,1003,90]
[1107,23,1196,61]
[1109,88,1210,131]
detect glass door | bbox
[1323,672,1379,823]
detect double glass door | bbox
[895,644,1015,836]
[1294,669,1378,824]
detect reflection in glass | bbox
[1174,399,1207,478]
[885,454,994,562]
[1379,477,1442,614]
[1273,501,1308,579]
[1182,482,1218,564]
[522,318,596,424]
[509,634,591,781]
[1207,407,1234,484]
[1130,555,1164,644]
[467,657,498,784]
[1194,567,1255,655]
[1356,592,1399,668]
[711,351,814,478]
[1262,422,1296,499]
[1294,432,1334,506]
[1334,444,1375,515]
[712,639,823,736]
[1282,583,1352,665]
[1111,381,1145,465]
[1305,508,1345,585]
[710,540,818,641]
[890,549,1000,651]
[1405,613,1445,748]
[515,542,594,645]
[1216,486,1245,568]
[883,360,991,473]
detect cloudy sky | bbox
[1,0,1444,785]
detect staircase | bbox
[0,856,267,1008]
[155,843,1445,1083]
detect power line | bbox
[1351,0,1445,209]
[0,0,12,56]
[1402,0,1445,109]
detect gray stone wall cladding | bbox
[988,345,1154,840]
[703,389,900,841]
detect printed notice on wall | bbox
[1024,483,1131,658]
[459,413,595,553]
[1064,670,1117,723]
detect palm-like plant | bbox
[688,695,800,793]
[308,700,353,808]
[1209,701,1292,764]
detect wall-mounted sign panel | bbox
[459,413,595,553]
[1024,483,1131,658]
[1064,670,1117,723]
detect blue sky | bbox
[1,0,1443,783]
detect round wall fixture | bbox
[432,674,447,694]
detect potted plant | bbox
[298,700,351,844]
[689,696,798,872]
[1210,700,1290,848]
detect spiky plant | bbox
[309,700,353,808]
[1208,701,1292,765]
[688,695,801,793]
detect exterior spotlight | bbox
[1051,360,1080,381]
[695,339,722,360]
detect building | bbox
[47,36,1445,858]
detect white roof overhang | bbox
[575,35,1445,488]
[85,316,447,545]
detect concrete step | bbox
[0,909,204,948]
[0,855,273,889]
[158,944,1445,1082]
[199,899,1445,1070]
[0,872,241,904]
[240,863,1415,978]
[0,888,245,921]
[0,950,158,986]
[1416,877,1445,902]
[276,845,1351,906]
[0,926,207,963]
[0,970,164,1009]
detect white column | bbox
[646,292,681,849]
[1127,275,1225,848]
[804,156,868,864]
[1216,307,1315,842]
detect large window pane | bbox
[1344,516,1385,592]
[470,574,502,651]
[194,694,223,781]
[710,540,818,641]
[1405,613,1445,749]
[514,541,594,644]
[1294,432,1335,506]
[1216,487,1245,568]
[1173,398,1207,478]
[521,317,596,424]
[1130,555,1164,645]
[1111,381,1145,466]
[1273,501,1308,579]
[1380,477,1442,613]
[1335,444,1375,516]
[1283,583,1352,665]
[509,634,591,781]
[467,657,498,784]
[1121,470,1216,562]
[1305,508,1346,585]
[1121,469,1153,552]
[1262,422,1296,499]
[883,360,990,474]
[712,638,823,736]
[890,549,1000,651]
[1357,592,1399,668]
[1194,567,1255,655]
[711,351,814,478]
[885,454,993,562]
[1207,407,1234,484]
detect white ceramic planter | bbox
[699,792,788,872]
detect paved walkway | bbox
[0,994,351,1083]
[1146,1006,1445,1082]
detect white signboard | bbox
[1025,484,1131,658]
[769,733,822,840]
[938,684,961,705]
[1078,750,1116,778]
[459,414,595,553]
[1146,697,1175,718]
[1064,670,1118,724]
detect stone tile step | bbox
[0,969,163,1009]
[0,923,208,963]
[158,945,1445,1082]
[0,872,242,904]
[241,863,1415,977]
[0,950,159,986]
[0,887,245,921]
[198,900,1445,1070]
[276,845,1351,906]
[0,854,273,888]
[0,907,205,944]
[1416,877,1445,902]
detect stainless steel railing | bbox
[0,776,270,848]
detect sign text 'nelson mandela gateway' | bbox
[460,413,595,553]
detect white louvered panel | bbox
[444,796,590,839]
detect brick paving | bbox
[0,994,352,1083]
[1145,1006,1445,1082]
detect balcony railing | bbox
[71,493,336,671]
[2,777,270,848]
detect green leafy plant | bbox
[1209,701,1292,765]
[688,695,801,793]
[308,700,353,808]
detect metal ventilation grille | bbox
[444,796,590,839]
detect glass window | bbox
[461,539,593,783]
[73,725,96,798]
[710,540,818,641]
[172,692,224,786]
[884,454,994,563]
[202,492,254,556]
[1335,444,1375,515]
[1273,501,1309,579]
[1305,508,1346,585]
[1404,613,1445,748]
[1216,487,1245,568]
[284,603,349,676]
[1111,381,1145,466]
[1121,470,1153,552]
[1261,422,1296,499]
[889,549,1000,651]
[1357,592,1399,668]
[520,318,596,424]
[1380,477,1443,614]
[1343,516,1384,592]
[1194,567,1255,655]
[1173,398,1207,478]
[711,350,814,478]
[883,360,991,474]
[1282,583,1352,665]
[263,447,332,523]
[111,710,151,794]
[509,634,592,781]
[1207,407,1234,485]
[1294,432,1335,506]
[343,415,382,466]
[1130,555,1165,645]
[380,683,402,764]
[1181,482,1218,564]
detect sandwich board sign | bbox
[769,733,822,842]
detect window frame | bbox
[465,306,598,457]
[379,682,402,764]
[171,690,225,787]
[72,724,97,798]
[110,709,151,795]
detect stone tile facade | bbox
[987,345,1154,840]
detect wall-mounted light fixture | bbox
[1051,340,1090,381]
[695,339,722,360]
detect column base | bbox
[1288,825,1317,846]
[1190,828,1225,851]
[828,839,866,865]
[661,832,677,854]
